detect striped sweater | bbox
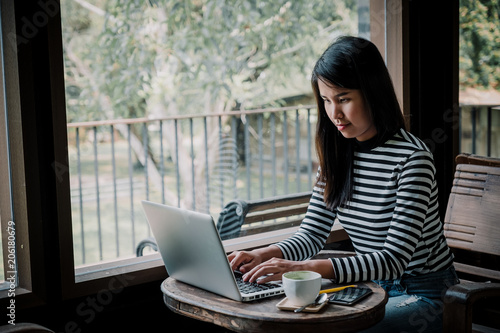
[275,128,454,284]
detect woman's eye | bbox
[323,99,331,104]
[339,98,349,104]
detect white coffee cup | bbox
[282,271,322,306]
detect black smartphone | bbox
[327,287,373,305]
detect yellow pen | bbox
[319,285,357,294]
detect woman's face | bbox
[318,79,377,142]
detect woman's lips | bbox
[336,123,350,131]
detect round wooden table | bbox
[162,278,387,333]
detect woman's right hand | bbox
[228,250,263,274]
[228,245,283,275]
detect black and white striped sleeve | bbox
[330,150,436,283]
[274,185,336,261]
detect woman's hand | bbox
[228,245,284,275]
[228,250,265,274]
[241,258,307,283]
[228,246,335,283]
[238,257,336,284]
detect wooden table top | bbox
[162,277,387,333]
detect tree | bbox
[460,0,500,89]
[62,0,357,208]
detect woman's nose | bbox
[326,105,341,122]
[332,105,343,120]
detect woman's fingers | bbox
[228,251,260,273]
[243,258,298,283]
[229,252,308,284]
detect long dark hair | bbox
[312,36,405,210]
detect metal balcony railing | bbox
[459,104,500,157]
[67,105,318,266]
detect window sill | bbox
[0,287,46,311]
[68,227,300,298]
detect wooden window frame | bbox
[370,0,410,127]
[0,0,44,306]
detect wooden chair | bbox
[217,191,312,239]
[443,153,500,332]
[216,191,349,246]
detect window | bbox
[458,0,500,158]
[61,0,385,273]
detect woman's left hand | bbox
[243,258,336,283]
[242,258,307,283]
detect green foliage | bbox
[61,0,357,122]
[460,0,500,89]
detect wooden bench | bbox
[216,191,312,239]
[216,191,350,252]
[443,153,500,333]
[137,191,349,256]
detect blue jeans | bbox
[360,266,460,333]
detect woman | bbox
[228,36,458,332]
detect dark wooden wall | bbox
[5,0,459,331]
[407,0,460,219]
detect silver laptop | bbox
[141,200,284,302]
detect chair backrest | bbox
[244,192,311,224]
[444,153,500,282]
[216,192,311,239]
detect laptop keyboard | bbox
[234,271,281,294]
